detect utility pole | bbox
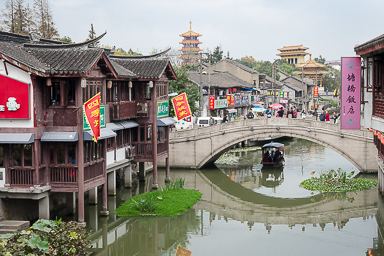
[272,63,276,103]
[208,55,211,116]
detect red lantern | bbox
[369,128,373,132]
[228,88,232,93]
[233,88,237,93]
[374,130,378,136]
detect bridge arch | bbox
[168,118,377,172]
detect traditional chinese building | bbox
[354,33,384,195]
[276,45,309,65]
[0,31,176,224]
[293,54,329,86]
[178,22,202,66]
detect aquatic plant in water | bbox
[301,168,378,192]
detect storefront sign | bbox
[279,99,288,103]
[234,93,241,105]
[231,96,235,106]
[157,100,169,118]
[242,95,249,104]
[214,99,227,109]
[284,92,288,98]
[0,74,30,119]
[83,93,101,142]
[341,57,361,129]
[280,91,283,98]
[171,92,192,121]
[209,95,215,110]
[83,105,105,131]
[313,86,319,97]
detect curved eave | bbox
[109,47,171,59]
[179,40,202,44]
[24,32,107,49]
[179,48,202,52]
[0,52,47,76]
[276,52,309,56]
[179,31,202,37]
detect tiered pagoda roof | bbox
[276,45,309,57]
[178,21,202,66]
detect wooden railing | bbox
[84,161,104,182]
[9,168,34,186]
[111,101,137,121]
[49,166,77,183]
[157,142,168,155]
[133,143,153,158]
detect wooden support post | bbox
[38,194,50,220]
[124,165,132,188]
[89,187,98,205]
[66,192,76,215]
[152,84,158,189]
[101,140,109,216]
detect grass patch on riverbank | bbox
[300,168,378,192]
[115,179,202,217]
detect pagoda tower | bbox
[178,21,202,66]
[293,53,329,86]
[276,45,309,64]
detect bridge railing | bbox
[170,117,372,140]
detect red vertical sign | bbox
[226,95,231,106]
[209,95,215,110]
[83,93,101,142]
[313,87,319,97]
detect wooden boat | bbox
[260,142,285,167]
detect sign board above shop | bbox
[0,74,30,119]
[157,100,169,118]
[214,99,227,109]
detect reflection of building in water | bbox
[367,195,384,255]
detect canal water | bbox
[57,138,383,256]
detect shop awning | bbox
[106,122,125,131]
[41,132,78,142]
[119,120,139,129]
[0,133,34,144]
[226,109,238,113]
[83,128,116,141]
[242,87,259,91]
[157,117,177,127]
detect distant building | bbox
[293,54,329,86]
[276,45,309,64]
[178,22,202,66]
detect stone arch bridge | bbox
[168,118,377,172]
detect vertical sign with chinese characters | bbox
[209,95,215,110]
[313,87,319,97]
[171,92,192,121]
[83,93,101,142]
[341,57,361,130]
[226,95,231,106]
[0,74,30,119]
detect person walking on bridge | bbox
[325,110,330,123]
[278,107,284,117]
[246,109,255,119]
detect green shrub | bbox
[0,219,90,255]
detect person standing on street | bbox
[333,112,339,124]
[278,107,284,117]
[223,114,229,123]
[319,110,326,122]
[325,110,330,123]
[209,115,214,126]
[314,108,318,121]
[247,109,255,119]
[302,110,306,119]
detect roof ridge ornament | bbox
[29,32,41,43]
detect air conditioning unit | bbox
[137,103,147,114]
[0,168,5,187]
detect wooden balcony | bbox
[49,166,77,183]
[9,168,34,186]
[111,101,137,121]
[133,142,168,162]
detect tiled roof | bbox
[187,71,254,88]
[109,59,136,78]
[0,31,65,45]
[110,58,170,79]
[280,74,311,86]
[277,45,309,51]
[282,82,303,92]
[0,41,48,72]
[26,47,104,75]
[355,34,384,53]
[215,59,259,74]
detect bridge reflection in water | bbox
[86,168,381,256]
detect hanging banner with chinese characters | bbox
[171,92,192,121]
[313,87,319,97]
[341,57,361,130]
[226,95,232,106]
[209,95,215,110]
[83,93,101,142]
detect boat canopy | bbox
[262,142,285,149]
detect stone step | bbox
[0,220,30,233]
[0,216,4,222]
[0,228,19,235]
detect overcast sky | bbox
[3,0,384,62]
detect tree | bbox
[87,23,99,47]
[313,55,340,92]
[169,66,201,117]
[60,36,73,43]
[1,0,16,33]
[33,0,59,39]
[211,46,223,64]
[14,0,29,35]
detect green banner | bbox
[157,101,169,118]
[83,105,105,131]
